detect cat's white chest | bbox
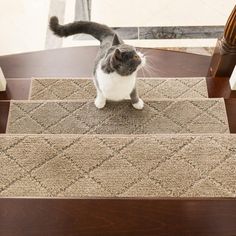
[95,65,136,101]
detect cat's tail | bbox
[49,16,115,42]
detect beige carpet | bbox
[30,77,208,100]
[2,77,234,198]
[7,99,229,134]
[0,134,236,197]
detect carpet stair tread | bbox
[30,77,208,100]
[0,134,235,197]
[6,98,229,134]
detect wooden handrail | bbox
[208,5,236,77]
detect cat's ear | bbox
[112,34,121,46]
[114,48,122,60]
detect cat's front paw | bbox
[132,98,144,110]
[95,97,106,109]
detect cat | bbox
[49,16,146,109]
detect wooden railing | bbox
[208,5,236,77]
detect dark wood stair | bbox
[0,46,236,235]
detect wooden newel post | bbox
[208,5,236,77]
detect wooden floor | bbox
[0,46,211,78]
[0,46,236,235]
[1,198,236,236]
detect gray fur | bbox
[50,16,115,42]
[49,16,143,106]
[130,87,140,104]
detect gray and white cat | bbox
[50,17,145,109]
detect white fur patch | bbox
[95,51,146,103]
[137,51,146,68]
[95,63,136,101]
[132,98,144,110]
[94,91,106,109]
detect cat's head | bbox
[106,35,146,76]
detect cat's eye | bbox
[134,55,139,59]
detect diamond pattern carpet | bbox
[7,99,229,134]
[1,76,234,197]
[1,134,236,197]
[30,77,208,100]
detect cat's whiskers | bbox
[137,54,155,77]
[145,56,161,74]
[142,65,153,77]
[142,60,160,77]
[140,66,146,78]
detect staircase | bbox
[0,45,236,234]
[1,75,235,198]
[0,5,236,235]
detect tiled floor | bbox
[0,0,235,55]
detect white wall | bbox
[91,0,236,27]
[0,0,50,55]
